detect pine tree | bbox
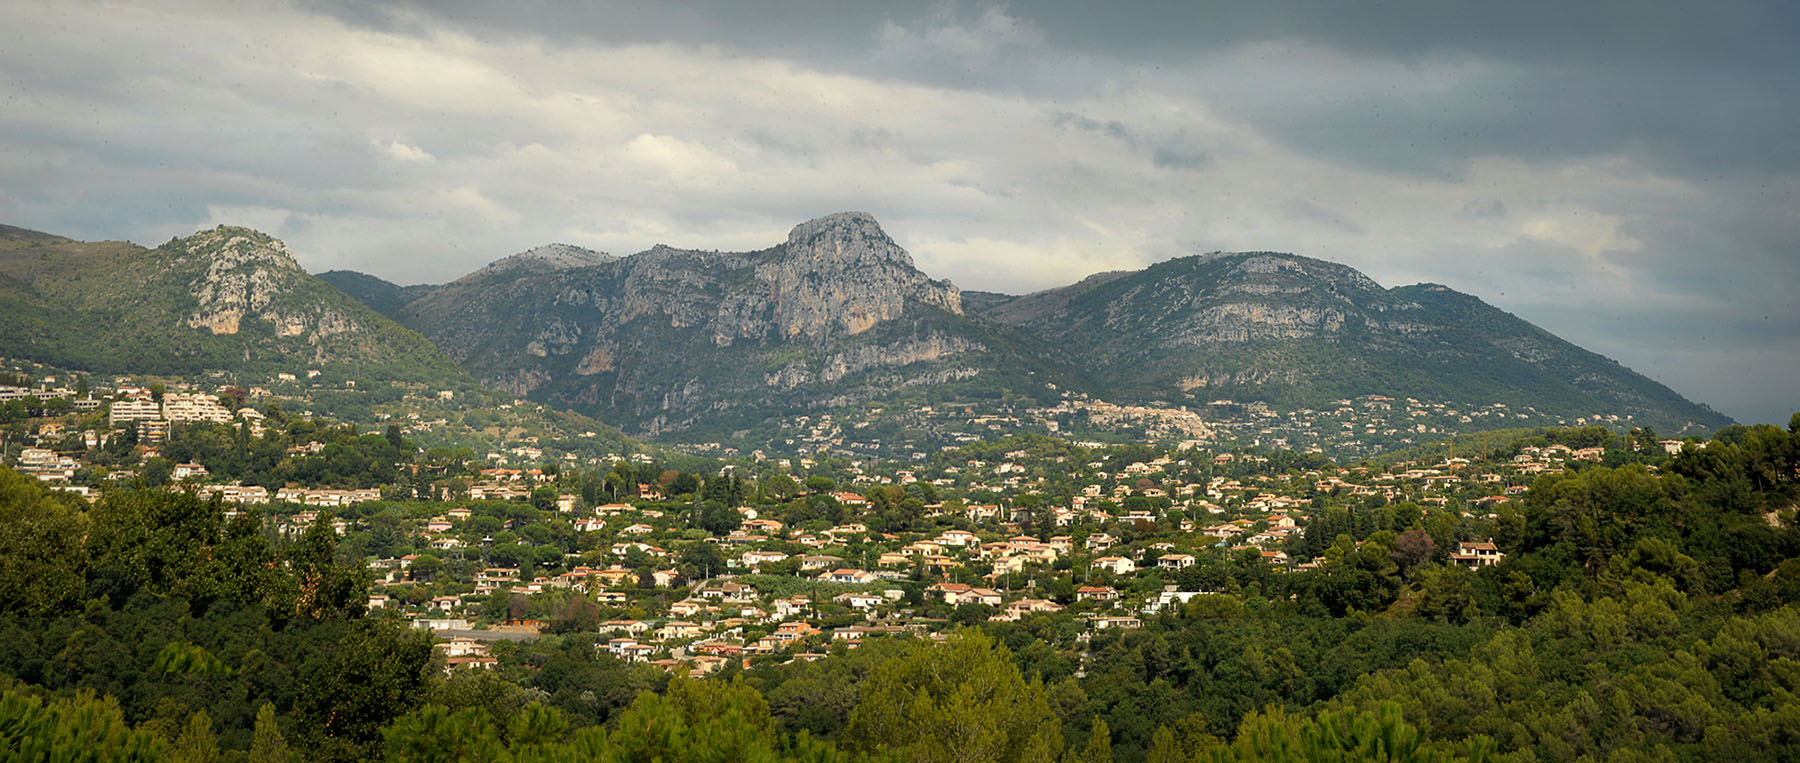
[250,702,288,763]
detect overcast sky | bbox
[2,1,1795,425]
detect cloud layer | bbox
[2,1,1794,424]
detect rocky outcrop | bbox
[759,212,962,340]
[181,228,304,335]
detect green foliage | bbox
[249,702,287,763]
[846,631,1063,762]
[0,686,165,761]
[1213,701,1493,762]
[0,467,88,615]
[293,619,434,760]
[152,643,231,676]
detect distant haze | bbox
[1,1,1794,425]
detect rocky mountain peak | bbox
[781,211,913,270]
[162,226,341,338]
[754,212,960,340]
[177,226,304,273]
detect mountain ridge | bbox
[3,215,1729,443]
[321,213,1726,438]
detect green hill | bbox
[0,224,463,384]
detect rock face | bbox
[0,224,462,381]
[178,227,355,341]
[390,212,1056,436]
[760,212,961,339]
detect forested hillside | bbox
[1,416,1795,760]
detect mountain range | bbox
[0,214,1731,444]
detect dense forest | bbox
[0,416,1796,760]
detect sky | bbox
[1,1,1795,425]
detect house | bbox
[1076,585,1120,602]
[1451,541,1504,569]
[936,530,979,547]
[741,550,790,567]
[602,620,653,636]
[606,638,655,662]
[669,599,709,617]
[1143,588,1212,614]
[756,621,822,652]
[773,597,811,619]
[824,568,877,584]
[656,621,704,640]
[996,598,1063,620]
[1157,553,1196,569]
[926,583,1002,606]
[1090,556,1136,575]
[744,518,785,534]
[833,592,885,610]
[799,555,844,571]
[594,567,638,586]
[832,625,912,642]
[443,656,499,674]
[436,637,491,659]
[1090,615,1142,630]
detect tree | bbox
[0,687,164,760]
[1414,565,1478,624]
[606,677,780,761]
[679,541,729,580]
[169,708,220,763]
[1390,528,1436,572]
[0,468,89,615]
[288,515,368,619]
[847,630,1063,762]
[295,619,434,760]
[250,702,289,763]
[409,554,444,581]
[1072,716,1113,763]
[764,473,799,502]
[694,500,739,536]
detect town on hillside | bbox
[0,357,1706,675]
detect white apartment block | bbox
[109,399,163,425]
[162,392,233,424]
